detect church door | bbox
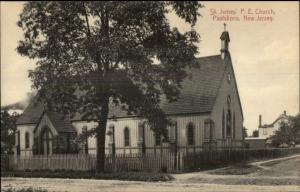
[41,128,53,155]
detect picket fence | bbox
[2,147,300,172]
[4,153,183,172]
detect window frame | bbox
[263,128,267,135]
[233,112,236,139]
[226,109,232,137]
[227,95,231,105]
[187,123,195,146]
[155,132,161,146]
[25,132,30,148]
[227,73,231,83]
[82,126,88,154]
[124,127,130,147]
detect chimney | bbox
[283,110,286,115]
[220,23,230,60]
[259,115,262,127]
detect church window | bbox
[227,95,231,105]
[155,133,161,146]
[233,112,236,139]
[222,109,225,138]
[82,126,88,154]
[187,123,195,145]
[124,127,130,146]
[25,132,30,148]
[227,73,231,82]
[226,109,232,137]
[204,119,215,141]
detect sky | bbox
[1,1,299,134]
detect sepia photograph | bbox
[1,1,299,192]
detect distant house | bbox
[14,29,245,157]
[258,111,289,140]
[246,111,290,149]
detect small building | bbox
[258,111,289,140]
[14,29,245,157]
[245,111,290,149]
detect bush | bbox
[2,187,48,192]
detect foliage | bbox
[17,1,202,172]
[2,188,48,192]
[252,130,259,137]
[270,114,300,146]
[1,110,19,154]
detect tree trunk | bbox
[96,98,109,173]
[96,5,110,173]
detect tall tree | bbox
[17,1,202,172]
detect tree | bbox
[252,130,259,137]
[1,110,19,154]
[243,126,248,138]
[17,1,202,172]
[270,114,300,146]
[292,114,300,144]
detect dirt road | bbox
[2,155,300,192]
[2,177,299,192]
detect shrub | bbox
[2,187,48,192]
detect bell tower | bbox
[220,23,230,60]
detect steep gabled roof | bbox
[260,114,290,128]
[17,55,226,125]
[16,95,44,125]
[46,112,76,133]
[160,55,225,115]
[33,111,76,134]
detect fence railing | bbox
[2,147,300,173]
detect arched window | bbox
[222,109,225,138]
[187,123,195,145]
[108,125,115,144]
[204,119,215,141]
[227,73,231,83]
[25,132,30,148]
[226,109,232,137]
[233,112,236,139]
[82,126,88,154]
[124,127,130,147]
[227,95,231,105]
[41,127,53,155]
[155,133,161,146]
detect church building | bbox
[15,29,245,157]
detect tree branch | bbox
[83,3,91,38]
